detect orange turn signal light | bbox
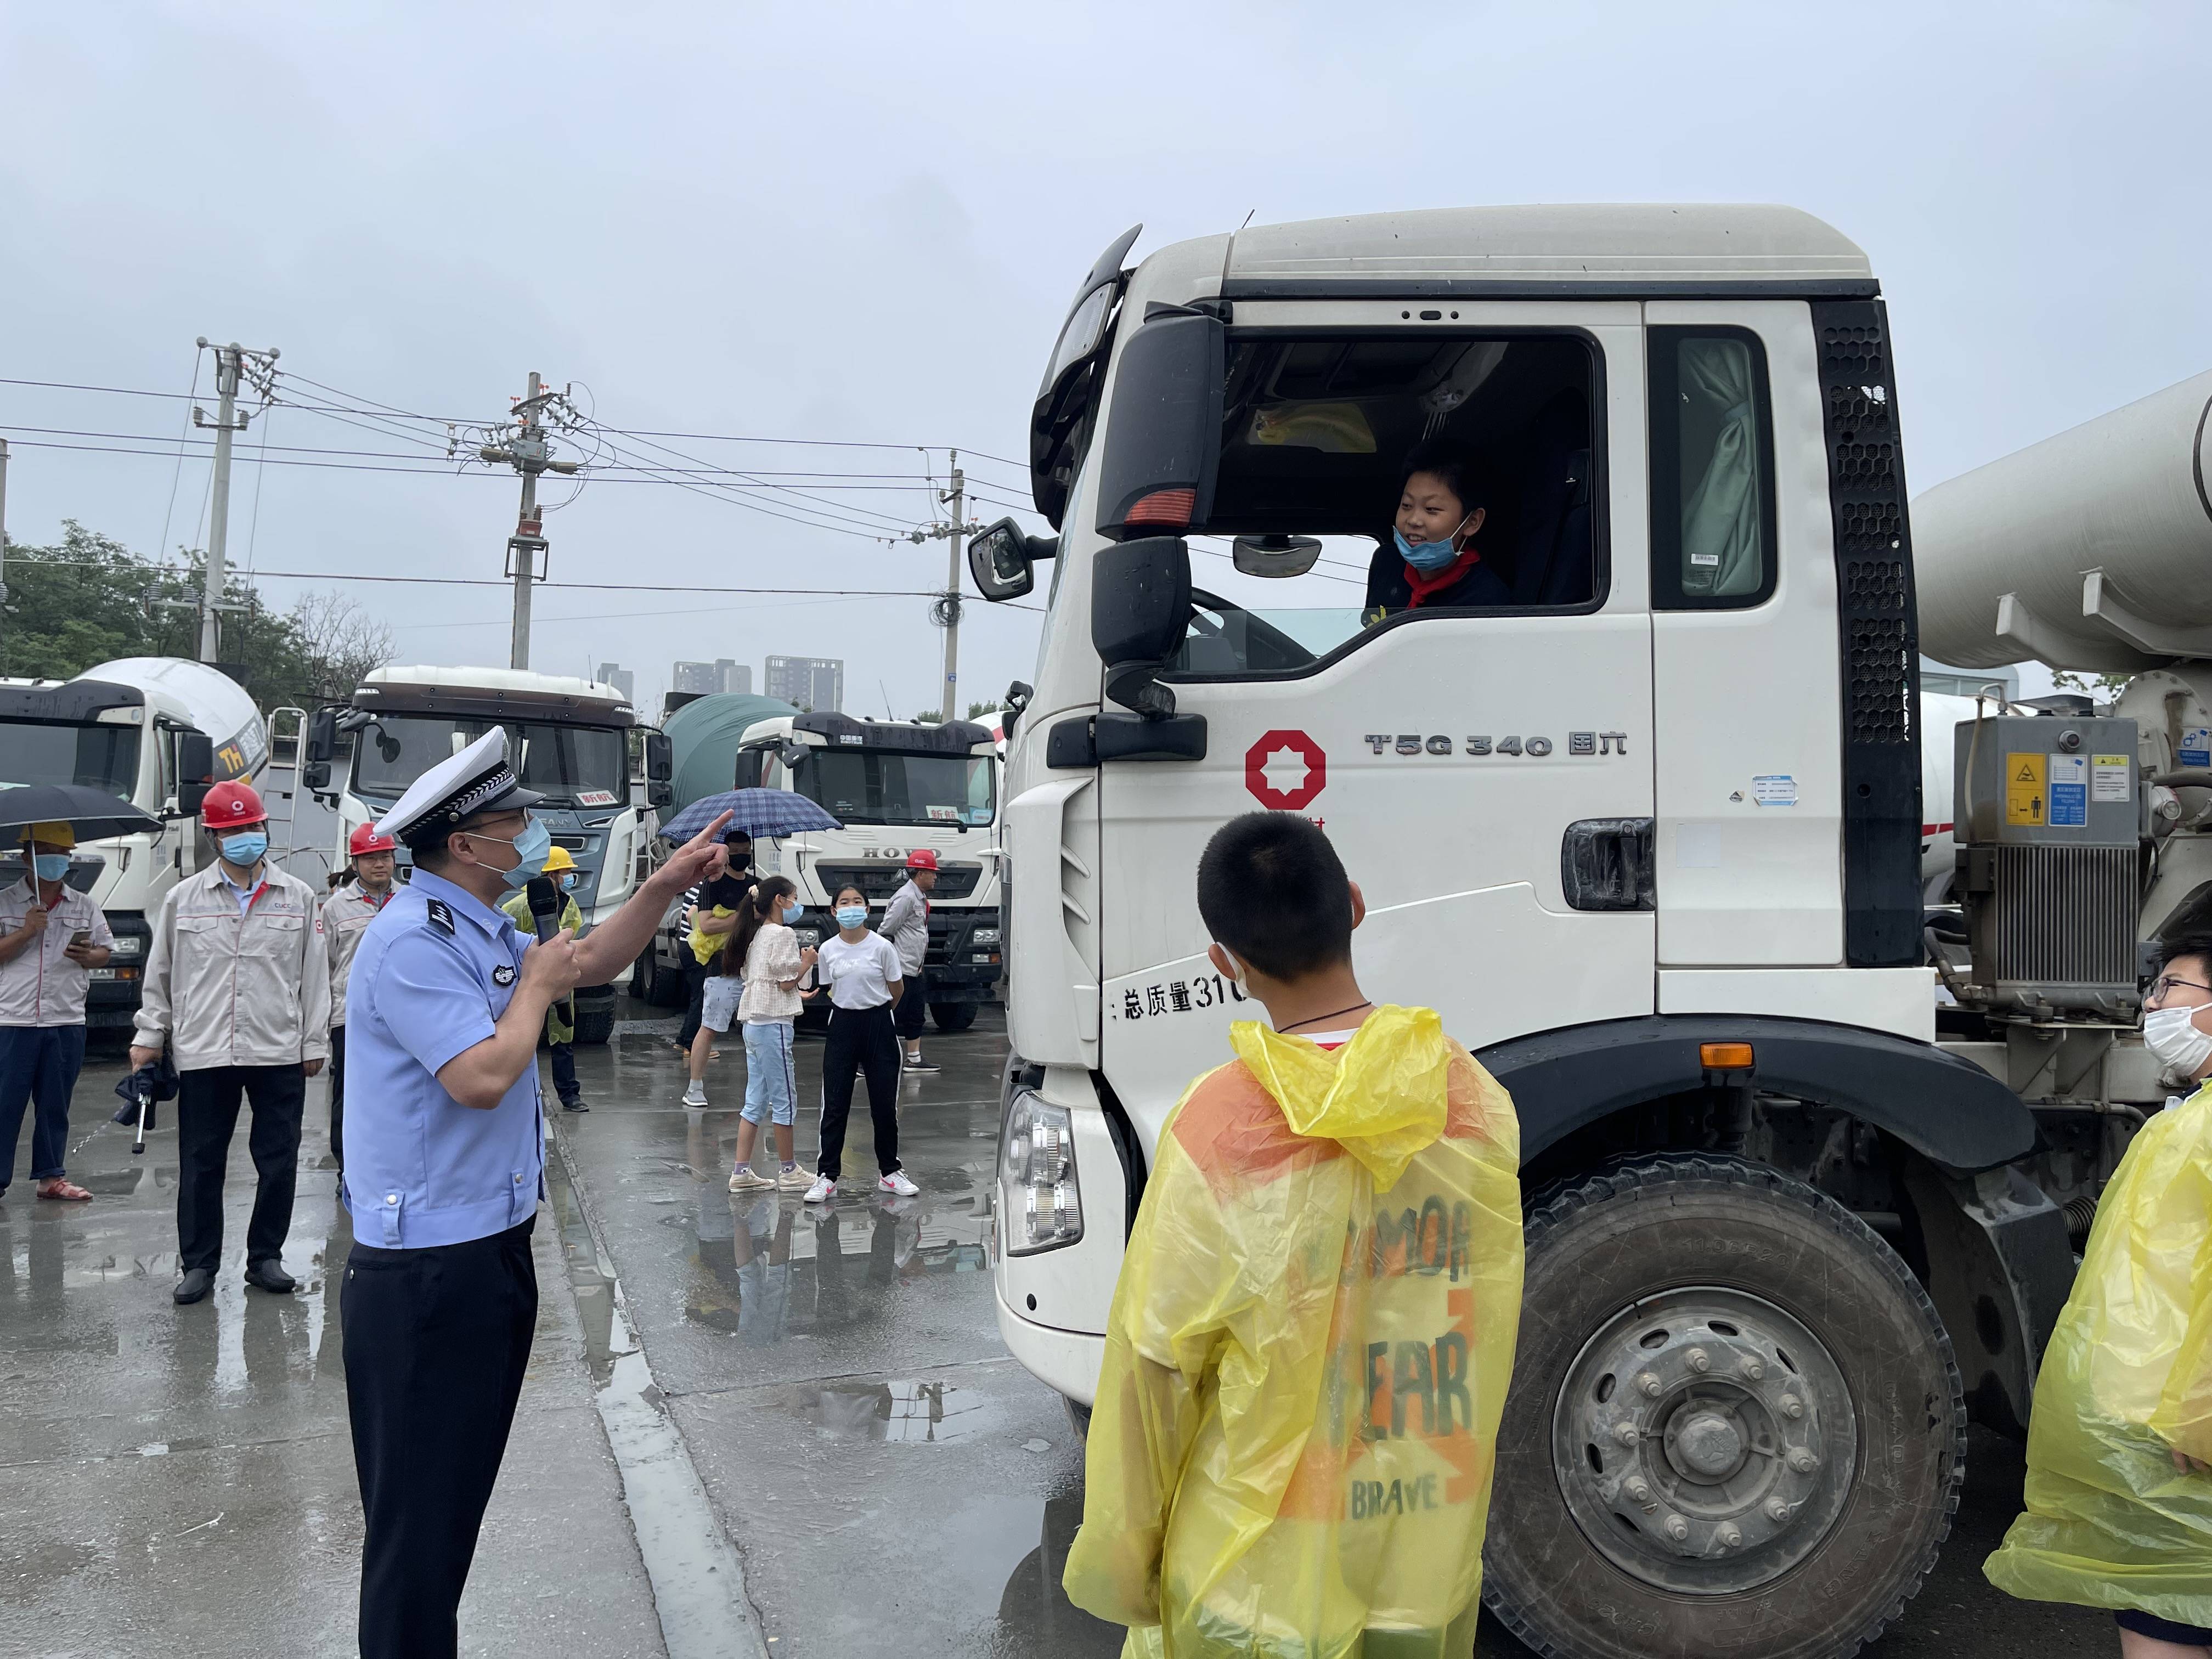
[1700,1041,1754,1070]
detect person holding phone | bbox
[0,823,113,1204]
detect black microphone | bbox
[525,876,574,1020]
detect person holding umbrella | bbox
[0,823,113,1204]
[131,780,331,1304]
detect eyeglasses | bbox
[2149,976,2212,1000]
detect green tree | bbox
[966,699,1001,721]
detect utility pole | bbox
[0,437,10,674]
[940,454,966,721]
[477,371,579,672]
[191,339,279,663]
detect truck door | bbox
[1644,303,1843,969]
[1092,305,1656,1136]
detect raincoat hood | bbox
[1228,1005,1449,1189]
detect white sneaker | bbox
[681,1082,708,1108]
[727,1166,771,1192]
[878,1169,919,1197]
[776,1164,815,1192]
[803,1174,837,1204]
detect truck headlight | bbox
[998,1092,1082,1256]
[970,927,1001,945]
[108,935,144,958]
[794,928,820,947]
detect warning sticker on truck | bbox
[2047,754,2087,826]
[2182,727,2211,769]
[2092,754,2131,803]
[2006,753,2046,826]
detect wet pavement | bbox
[2,1006,2109,1657]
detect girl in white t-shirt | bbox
[805,883,919,1203]
[722,878,818,1193]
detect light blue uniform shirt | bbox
[340,868,542,1248]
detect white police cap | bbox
[373,727,545,847]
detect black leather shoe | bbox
[244,1259,297,1294]
[173,1267,215,1305]
[561,1098,589,1113]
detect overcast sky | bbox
[4,2,2205,715]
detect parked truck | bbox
[0,656,269,1032]
[634,708,1004,1030]
[966,205,2210,1658]
[303,665,672,1044]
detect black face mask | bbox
[726,847,753,871]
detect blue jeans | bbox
[742,1020,796,1126]
[0,1024,87,1190]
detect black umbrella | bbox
[0,783,162,844]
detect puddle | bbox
[771,1377,1002,1443]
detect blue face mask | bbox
[781,900,804,923]
[836,905,867,932]
[219,830,269,866]
[32,853,72,883]
[558,871,578,894]
[1394,525,1464,574]
[470,818,551,892]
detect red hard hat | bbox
[349,822,398,857]
[201,781,268,829]
[906,849,940,871]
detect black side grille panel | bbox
[814,863,981,902]
[1813,300,1922,968]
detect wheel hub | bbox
[1551,1286,1858,1595]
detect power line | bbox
[154,350,201,561]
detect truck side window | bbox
[1649,328,1776,609]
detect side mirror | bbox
[1096,309,1225,537]
[777,741,810,771]
[644,731,674,809]
[303,706,337,794]
[968,518,1059,603]
[175,731,216,819]
[1092,537,1191,718]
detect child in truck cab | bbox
[1063,812,1525,1657]
[1362,442,1513,621]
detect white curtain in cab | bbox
[1679,337,1763,597]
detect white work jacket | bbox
[321,879,395,1029]
[134,863,331,1070]
[0,879,115,1028]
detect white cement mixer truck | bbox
[966,205,2209,1659]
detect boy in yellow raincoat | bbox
[1987,929,2212,1655]
[1064,811,1523,1658]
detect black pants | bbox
[177,1064,306,1273]
[677,961,710,1049]
[329,1025,347,1173]
[344,1218,537,1659]
[549,1039,578,1105]
[817,1003,900,1181]
[893,965,929,1041]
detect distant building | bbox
[765,655,843,713]
[674,659,753,696]
[596,662,636,704]
[715,658,752,695]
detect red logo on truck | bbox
[1245,730,1327,810]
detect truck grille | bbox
[1978,845,2137,1009]
[815,863,980,901]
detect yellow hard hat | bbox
[20,821,76,851]
[543,844,577,873]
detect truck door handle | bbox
[1561,818,1655,912]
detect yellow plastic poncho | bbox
[1985,1081,2212,1626]
[1063,1006,1523,1658]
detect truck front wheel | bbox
[929,1001,979,1033]
[1482,1153,1964,1659]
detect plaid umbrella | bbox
[658,788,842,842]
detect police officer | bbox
[131,781,330,1304]
[321,822,399,1180]
[339,729,730,1659]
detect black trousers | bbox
[343,1218,537,1659]
[548,1039,578,1104]
[328,1025,347,1172]
[893,965,929,1041]
[676,960,710,1049]
[817,1003,900,1181]
[177,1064,306,1273]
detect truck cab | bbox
[736,712,1002,1031]
[305,665,669,1044]
[968,205,2163,1659]
[0,657,266,1029]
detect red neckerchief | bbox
[1403,541,1483,607]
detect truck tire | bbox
[1482,1153,1964,1659]
[571,1004,616,1047]
[930,1001,979,1033]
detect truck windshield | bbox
[0,721,140,799]
[352,716,629,807]
[792,751,995,827]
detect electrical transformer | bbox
[1954,714,2143,1017]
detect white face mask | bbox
[1212,943,1250,997]
[2145,1005,2212,1077]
